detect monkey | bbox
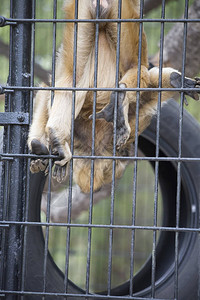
[28,0,200,194]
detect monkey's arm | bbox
[28,85,50,150]
[44,80,89,182]
[28,86,51,173]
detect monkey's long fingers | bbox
[30,159,49,173]
[30,139,49,174]
[89,95,115,122]
[30,158,49,174]
[49,129,72,166]
[94,110,105,119]
[53,165,67,183]
[170,72,200,101]
[194,77,200,90]
[89,84,126,123]
[93,104,114,122]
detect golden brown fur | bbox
[28,0,199,193]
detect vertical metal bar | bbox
[64,0,78,294]
[85,0,100,294]
[174,1,189,299]
[199,233,200,300]
[129,0,144,296]
[151,0,166,297]
[42,1,57,297]
[0,121,11,289]
[21,0,36,296]
[0,0,12,289]
[107,0,122,295]
[2,0,32,298]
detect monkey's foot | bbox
[48,129,72,183]
[52,165,67,183]
[30,139,49,174]
[170,72,200,101]
[93,83,126,122]
[90,83,130,148]
[52,156,70,183]
[116,119,131,150]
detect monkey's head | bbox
[90,0,114,19]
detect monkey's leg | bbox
[46,88,88,183]
[149,67,200,102]
[28,88,51,174]
[95,66,150,149]
[128,68,200,142]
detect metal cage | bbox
[0,0,200,299]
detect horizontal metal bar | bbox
[1,17,200,23]
[0,153,59,160]
[0,220,199,233]
[0,152,200,162]
[0,224,9,228]
[0,289,178,299]
[1,85,200,93]
[0,16,17,26]
[0,112,29,125]
[72,155,200,162]
[0,86,14,94]
[0,155,14,161]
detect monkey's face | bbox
[90,0,114,19]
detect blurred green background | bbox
[0,0,199,293]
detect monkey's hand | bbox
[48,129,72,183]
[30,139,49,175]
[90,83,130,149]
[170,73,200,102]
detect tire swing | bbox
[25,100,200,300]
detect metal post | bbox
[3,0,32,298]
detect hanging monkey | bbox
[28,0,200,193]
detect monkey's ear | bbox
[170,72,200,101]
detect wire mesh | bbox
[0,0,200,299]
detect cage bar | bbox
[1,0,32,298]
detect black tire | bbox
[24,99,200,299]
